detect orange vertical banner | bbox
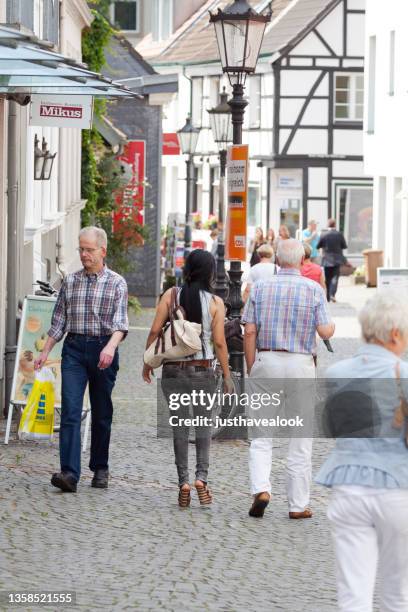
[225,144,248,262]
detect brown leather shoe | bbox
[249,492,271,518]
[289,508,313,519]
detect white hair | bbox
[359,291,408,344]
[276,238,305,267]
[79,226,107,248]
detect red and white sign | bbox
[30,95,93,128]
[113,140,146,238]
[225,145,248,262]
[162,133,180,155]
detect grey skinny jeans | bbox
[161,364,216,487]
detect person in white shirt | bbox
[242,243,277,304]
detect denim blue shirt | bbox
[302,229,319,258]
[315,343,408,489]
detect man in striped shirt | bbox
[242,239,334,519]
[34,227,128,492]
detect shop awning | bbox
[0,24,140,98]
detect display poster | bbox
[11,296,62,406]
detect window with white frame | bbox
[208,76,220,109]
[367,36,376,133]
[389,30,395,95]
[249,75,261,129]
[337,184,373,254]
[192,77,203,128]
[34,0,44,39]
[152,0,173,41]
[247,185,261,227]
[111,1,139,32]
[334,73,364,121]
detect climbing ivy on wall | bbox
[81,1,148,276]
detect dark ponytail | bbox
[180,249,215,324]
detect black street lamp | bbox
[177,115,200,262]
[210,0,271,376]
[207,86,232,301]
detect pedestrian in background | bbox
[302,220,320,262]
[34,227,129,493]
[273,224,290,253]
[143,249,234,508]
[210,228,219,258]
[301,243,326,292]
[249,227,266,267]
[242,239,334,519]
[266,228,275,247]
[317,219,347,302]
[242,243,277,304]
[316,291,408,612]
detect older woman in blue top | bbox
[316,291,408,612]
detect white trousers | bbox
[327,488,408,612]
[248,351,315,512]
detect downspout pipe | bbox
[56,0,67,281]
[4,100,18,414]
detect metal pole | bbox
[227,82,248,377]
[214,149,228,300]
[184,156,192,260]
[4,100,18,415]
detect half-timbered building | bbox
[258,0,372,259]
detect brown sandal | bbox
[195,481,212,506]
[178,485,191,508]
[289,508,313,519]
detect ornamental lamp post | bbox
[177,115,200,263]
[210,0,271,376]
[207,86,232,301]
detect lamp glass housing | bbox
[207,89,232,150]
[210,0,271,82]
[177,116,200,155]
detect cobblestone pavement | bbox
[0,280,377,612]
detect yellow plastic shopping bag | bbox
[18,367,55,441]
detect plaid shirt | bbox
[48,267,128,342]
[242,269,331,354]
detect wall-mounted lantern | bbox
[34,134,57,181]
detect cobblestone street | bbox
[0,280,375,611]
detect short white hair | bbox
[277,238,305,267]
[359,291,408,344]
[79,226,107,248]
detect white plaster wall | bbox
[364,0,408,177]
[309,168,328,198]
[0,4,6,378]
[333,129,363,156]
[0,98,7,380]
[288,129,328,155]
[364,0,408,266]
[315,2,344,55]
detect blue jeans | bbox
[60,334,119,482]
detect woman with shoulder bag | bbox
[142,249,234,508]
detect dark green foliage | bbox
[81,3,147,276]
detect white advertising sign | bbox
[377,268,408,293]
[227,158,247,194]
[29,95,94,128]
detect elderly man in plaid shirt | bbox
[242,239,334,518]
[34,227,128,493]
